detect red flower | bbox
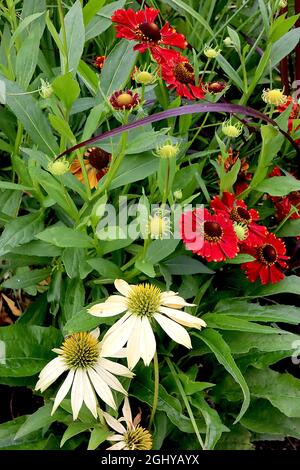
[179,208,239,262]
[205,81,227,94]
[71,147,111,189]
[109,90,140,110]
[155,50,205,100]
[276,96,300,143]
[241,233,289,285]
[210,192,267,246]
[111,7,187,54]
[268,168,300,221]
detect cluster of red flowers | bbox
[277,95,300,143]
[111,7,205,101]
[180,192,289,285]
[269,167,300,222]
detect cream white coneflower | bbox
[35,328,133,420]
[103,397,152,450]
[88,280,206,369]
[148,209,171,239]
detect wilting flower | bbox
[180,208,239,262]
[93,55,106,70]
[71,147,111,189]
[111,7,187,54]
[88,279,206,369]
[203,45,221,59]
[110,90,141,110]
[241,233,289,285]
[210,192,267,246]
[217,148,252,195]
[148,209,171,239]
[262,88,287,106]
[103,397,152,450]
[48,158,70,176]
[35,329,133,420]
[222,119,243,138]
[156,50,205,100]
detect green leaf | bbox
[60,422,91,447]
[36,226,94,248]
[269,13,300,43]
[135,259,156,278]
[256,176,300,196]
[10,12,44,45]
[245,275,300,298]
[0,211,44,257]
[167,0,214,38]
[221,330,300,355]
[100,39,138,97]
[0,181,33,191]
[62,248,84,278]
[202,313,285,334]
[52,72,80,110]
[85,0,126,41]
[270,28,300,67]
[216,55,244,91]
[162,255,215,275]
[77,60,98,94]
[194,329,250,423]
[147,239,180,265]
[215,299,300,324]
[241,399,300,439]
[109,153,159,189]
[277,219,300,237]
[63,307,108,335]
[48,114,76,144]
[87,426,110,450]
[178,374,215,395]
[191,396,228,450]
[2,267,51,289]
[83,0,106,26]
[245,368,300,418]
[15,404,68,440]
[131,367,205,434]
[62,278,85,323]
[11,240,62,257]
[87,258,123,279]
[0,325,62,377]
[62,0,85,74]
[0,74,58,155]
[215,424,253,450]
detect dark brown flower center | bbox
[174,62,195,84]
[85,147,111,171]
[138,22,161,42]
[204,221,223,242]
[258,244,278,265]
[231,206,252,225]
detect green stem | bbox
[149,352,159,429]
[166,358,205,450]
[57,0,69,74]
[76,150,92,200]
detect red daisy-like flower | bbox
[71,147,111,189]
[109,90,141,110]
[268,167,300,221]
[179,208,239,262]
[154,50,204,100]
[210,192,267,247]
[241,233,289,285]
[111,7,187,54]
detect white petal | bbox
[154,313,192,349]
[35,357,68,392]
[140,317,156,366]
[98,358,134,378]
[127,316,142,370]
[94,365,127,395]
[159,306,207,329]
[100,311,131,340]
[107,441,126,450]
[109,348,128,359]
[161,292,196,308]
[88,301,127,317]
[106,295,129,304]
[51,369,74,415]
[103,411,126,434]
[122,397,132,424]
[115,279,132,297]
[107,434,124,442]
[90,327,100,339]
[82,372,98,419]
[88,368,116,409]
[100,314,136,358]
[71,368,84,420]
